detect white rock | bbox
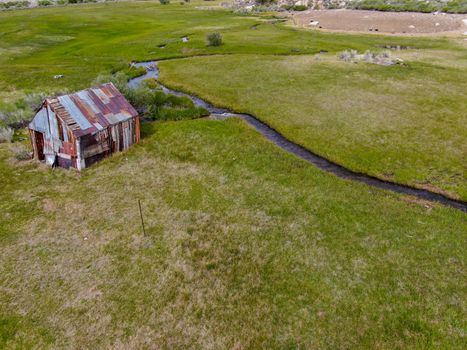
[463,19,467,25]
[409,25,415,29]
[464,31,467,36]
[435,23,440,26]
[309,20,319,26]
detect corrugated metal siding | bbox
[28,83,139,170]
[29,108,48,133]
[51,82,138,137]
[58,95,93,131]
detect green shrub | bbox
[255,0,276,4]
[0,1,30,9]
[143,78,159,90]
[292,5,307,11]
[155,106,208,121]
[140,90,208,121]
[207,32,222,47]
[38,0,53,6]
[443,0,467,13]
[160,0,170,4]
[94,70,208,121]
[350,0,466,13]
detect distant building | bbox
[28,83,140,170]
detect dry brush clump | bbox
[338,49,402,66]
[206,32,223,47]
[9,143,31,160]
[0,127,14,143]
[0,90,68,130]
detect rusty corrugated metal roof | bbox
[47,83,138,137]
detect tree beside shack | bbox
[28,83,140,170]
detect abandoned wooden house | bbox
[28,83,140,170]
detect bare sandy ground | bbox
[293,9,467,36]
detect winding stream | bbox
[129,60,467,212]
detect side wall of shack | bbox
[76,116,140,169]
[29,104,77,168]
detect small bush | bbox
[0,1,30,9]
[292,5,307,11]
[11,143,31,160]
[38,0,53,6]
[443,0,467,13]
[349,0,467,14]
[255,0,276,4]
[207,32,222,47]
[0,127,14,143]
[159,0,170,4]
[24,92,47,111]
[143,78,159,90]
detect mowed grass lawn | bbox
[0,2,466,348]
[1,120,466,348]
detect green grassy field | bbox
[158,52,467,200]
[0,1,466,348]
[1,121,466,348]
[1,1,466,198]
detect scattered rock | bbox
[309,20,319,26]
[408,25,415,29]
[181,36,189,42]
[53,74,63,79]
